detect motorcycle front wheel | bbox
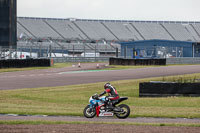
[115,104,130,119]
[83,105,96,118]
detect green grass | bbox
[0,73,200,118]
[105,64,200,71]
[1,61,199,73]
[0,62,153,73]
[0,120,200,127]
[0,63,72,73]
[104,65,161,70]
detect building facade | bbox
[120,40,200,58]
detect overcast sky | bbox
[17,0,200,21]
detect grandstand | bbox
[17,17,200,41]
[15,17,200,59]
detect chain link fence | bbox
[0,43,119,62]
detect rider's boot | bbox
[107,103,120,112]
[109,101,121,112]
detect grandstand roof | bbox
[120,39,195,45]
[17,17,200,43]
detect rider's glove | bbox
[105,96,109,102]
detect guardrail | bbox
[109,58,166,65]
[0,59,52,68]
[139,82,200,97]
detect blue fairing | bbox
[89,96,105,107]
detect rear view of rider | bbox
[99,83,120,111]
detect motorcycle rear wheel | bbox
[83,105,96,118]
[115,104,130,119]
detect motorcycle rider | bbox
[99,83,120,111]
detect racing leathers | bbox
[99,84,119,110]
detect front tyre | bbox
[115,104,130,119]
[83,105,96,118]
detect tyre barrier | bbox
[109,58,166,65]
[0,59,53,68]
[139,82,200,97]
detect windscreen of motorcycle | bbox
[98,96,106,105]
[100,96,106,101]
[89,96,95,103]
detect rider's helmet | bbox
[104,82,110,89]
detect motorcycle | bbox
[83,94,130,119]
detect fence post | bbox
[38,43,41,58]
[95,45,97,62]
[50,45,52,58]
[62,46,64,57]
[193,44,195,58]
[116,48,118,57]
[0,46,1,59]
[124,45,127,59]
[73,45,75,62]
[84,44,86,62]
[15,47,17,59]
[20,48,22,59]
[30,45,32,58]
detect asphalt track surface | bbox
[0,63,200,90]
[1,114,200,124]
[1,114,200,133]
[1,63,200,132]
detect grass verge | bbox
[1,62,199,73]
[0,73,200,118]
[0,63,72,73]
[0,120,200,127]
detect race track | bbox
[1,114,200,124]
[1,63,200,90]
[0,114,200,133]
[1,63,200,133]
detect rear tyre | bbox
[83,105,96,118]
[115,104,130,119]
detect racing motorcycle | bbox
[83,94,130,119]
